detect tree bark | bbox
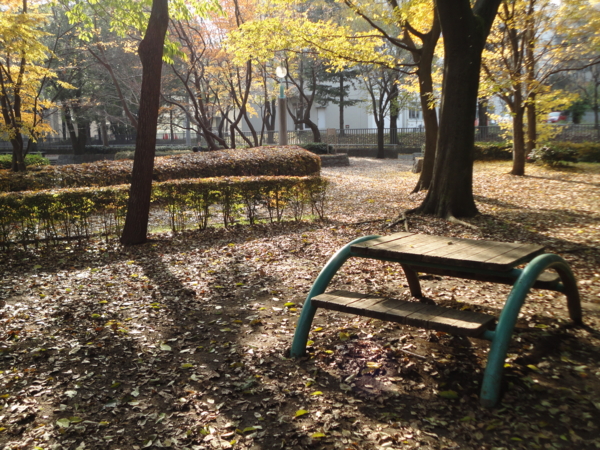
[120,0,169,245]
[339,73,345,136]
[478,99,489,127]
[376,122,384,158]
[410,11,440,192]
[416,0,501,218]
[512,103,526,176]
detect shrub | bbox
[527,146,578,166]
[0,154,50,169]
[114,149,192,160]
[0,175,329,248]
[301,142,333,155]
[473,143,512,161]
[549,142,600,163]
[0,146,321,192]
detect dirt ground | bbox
[1,159,599,450]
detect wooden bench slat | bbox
[407,265,560,290]
[311,290,495,337]
[351,233,545,271]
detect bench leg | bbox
[480,253,582,408]
[290,235,381,357]
[400,264,422,298]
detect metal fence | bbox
[1,124,598,153]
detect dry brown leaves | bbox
[0,159,599,450]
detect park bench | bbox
[290,232,583,407]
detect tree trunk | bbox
[416,0,501,218]
[390,82,399,145]
[376,121,384,159]
[304,119,321,143]
[512,105,526,176]
[526,94,536,155]
[101,121,109,146]
[120,0,169,245]
[63,103,80,152]
[10,136,26,172]
[339,73,345,136]
[478,99,489,127]
[75,117,88,155]
[265,99,276,144]
[412,94,438,192]
[411,12,440,193]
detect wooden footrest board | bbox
[312,290,495,337]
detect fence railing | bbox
[1,124,599,152]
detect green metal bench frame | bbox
[290,235,582,408]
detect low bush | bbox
[550,142,600,163]
[473,143,512,161]
[301,142,333,155]
[528,146,578,166]
[0,154,50,169]
[0,175,329,248]
[0,146,321,192]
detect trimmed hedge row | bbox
[0,146,321,192]
[0,176,328,248]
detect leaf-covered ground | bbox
[1,159,599,450]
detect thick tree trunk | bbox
[120,0,169,245]
[416,0,501,218]
[512,105,526,176]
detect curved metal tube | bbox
[480,253,582,408]
[290,235,380,357]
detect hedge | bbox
[549,142,600,163]
[0,154,50,169]
[0,175,328,248]
[301,143,333,155]
[473,143,512,161]
[0,146,321,192]
[114,149,192,160]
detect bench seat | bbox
[312,290,495,337]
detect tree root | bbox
[386,211,410,231]
[447,215,479,230]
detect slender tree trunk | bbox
[416,0,501,218]
[339,74,345,136]
[526,95,536,154]
[525,13,537,159]
[101,121,109,146]
[512,105,526,176]
[120,0,169,245]
[265,99,276,144]
[478,99,489,127]
[376,119,384,159]
[390,83,399,145]
[304,119,321,143]
[411,12,441,193]
[63,103,79,152]
[76,118,88,155]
